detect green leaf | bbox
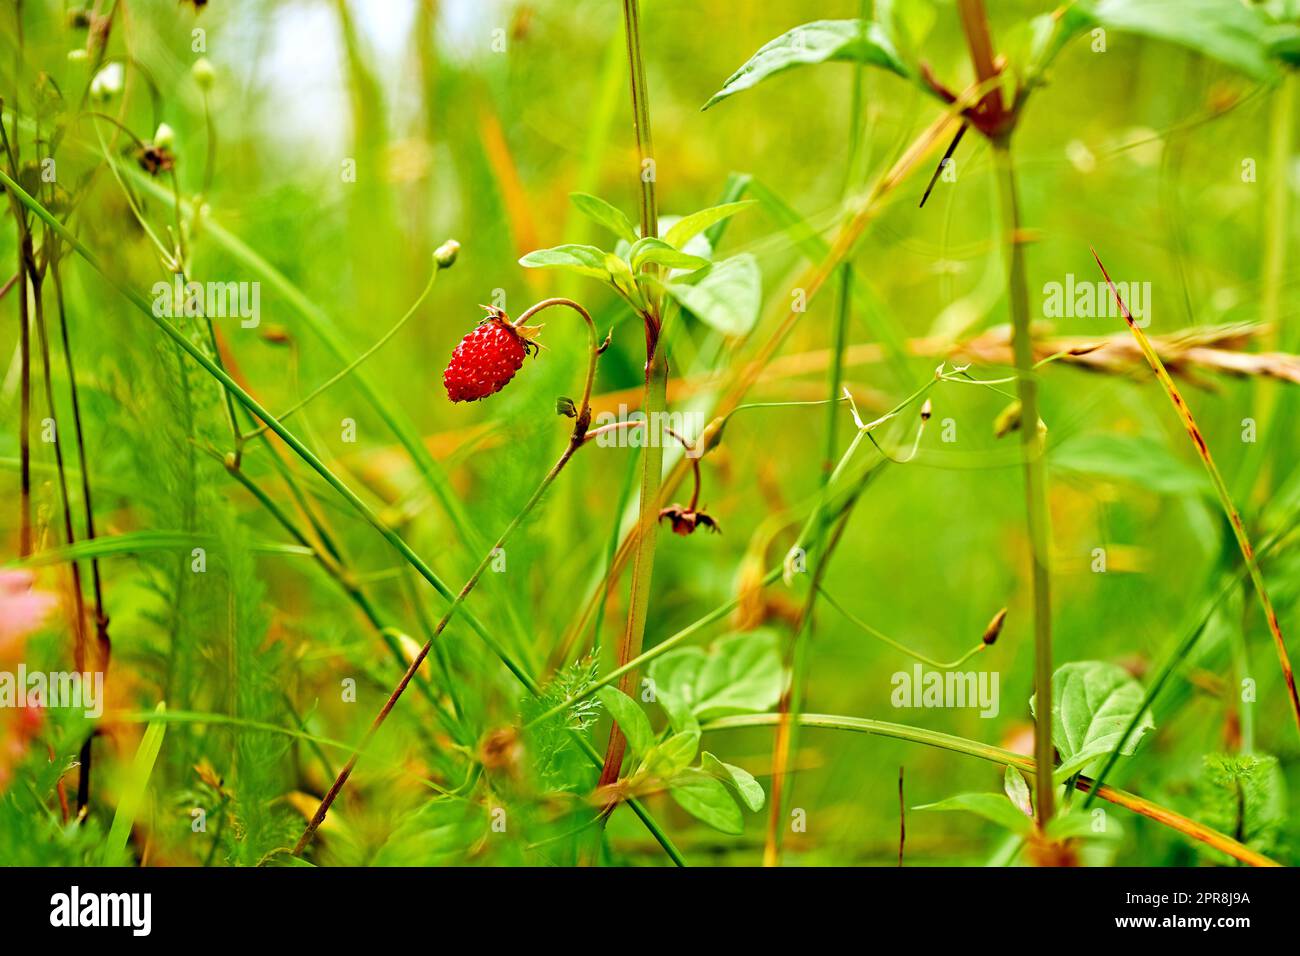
[666,253,762,337]
[629,236,711,272]
[1003,766,1033,819]
[914,792,1034,836]
[693,630,786,721]
[662,201,756,249]
[669,768,744,834]
[1030,661,1156,780]
[647,647,707,733]
[648,632,786,723]
[104,701,167,864]
[596,686,654,760]
[519,244,610,280]
[703,20,908,110]
[570,192,638,243]
[1033,0,1279,83]
[641,730,701,777]
[702,751,765,811]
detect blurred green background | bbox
[0,0,1297,866]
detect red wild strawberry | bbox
[443,307,540,403]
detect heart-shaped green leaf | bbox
[1031,661,1156,780]
[640,730,700,778]
[649,630,785,727]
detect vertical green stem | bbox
[598,0,666,789]
[623,0,657,247]
[992,138,1054,826]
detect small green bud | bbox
[192,57,215,90]
[434,239,460,268]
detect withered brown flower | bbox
[658,504,720,536]
[137,143,175,176]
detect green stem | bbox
[817,585,991,669]
[599,0,667,791]
[991,138,1054,827]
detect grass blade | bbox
[103,702,167,864]
[1092,247,1300,737]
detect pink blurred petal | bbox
[0,569,58,652]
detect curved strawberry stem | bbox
[513,296,598,425]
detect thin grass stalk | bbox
[0,104,32,557]
[30,240,100,813]
[764,265,855,866]
[1092,249,1300,736]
